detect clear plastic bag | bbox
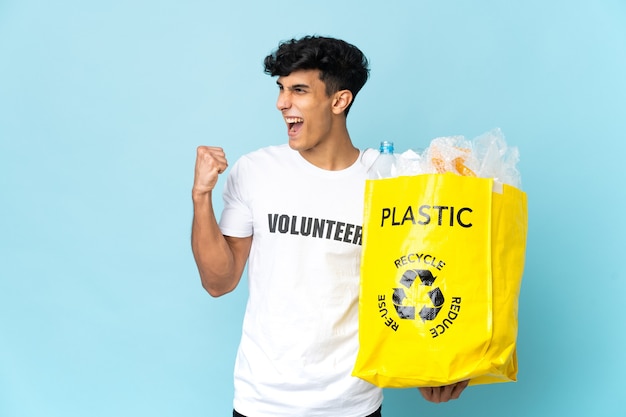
[397,128,521,190]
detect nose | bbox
[276,90,291,111]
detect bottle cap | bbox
[379,141,394,154]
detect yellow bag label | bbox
[353,174,527,388]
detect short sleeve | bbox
[218,157,254,238]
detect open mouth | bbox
[285,117,304,135]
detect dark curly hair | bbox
[263,36,370,115]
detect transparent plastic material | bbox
[368,141,398,179]
[395,129,522,190]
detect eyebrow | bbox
[276,81,310,90]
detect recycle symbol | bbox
[392,269,445,321]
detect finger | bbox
[418,387,434,402]
[419,381,469,404]
[193,146,228,193]
[427,386,444,403]
[215,160,228,174]
[449,380,469,399]
[437,381,468,403]
[429,384,453,403]
[434,385,451,403]
[196,146,228,172]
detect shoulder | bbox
[233,144,298,173]
[228,144,294,179]
[240,144,292,162]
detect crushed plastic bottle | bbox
[368,141,398,179]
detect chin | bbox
[287,137,303,151]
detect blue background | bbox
[1,1,625,416]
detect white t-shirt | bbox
[219,144,382,417]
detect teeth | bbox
[285,117,304,123]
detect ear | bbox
[331,90,353,115]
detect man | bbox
[191,35,467,417]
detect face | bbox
[275,69,338,152]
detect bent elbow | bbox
[204,286,229,298]
[201,277,236,298]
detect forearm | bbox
[191,190,240,297]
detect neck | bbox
[298,127,360,171]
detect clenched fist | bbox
[193,146,228,195]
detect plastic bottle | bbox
[368,141,398,179]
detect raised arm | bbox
[191,146,252,297]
